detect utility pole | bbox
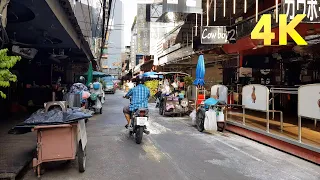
[99,0,113,69]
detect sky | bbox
[121,0,137,46]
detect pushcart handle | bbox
[32,124,74,131]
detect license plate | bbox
[136,117,148,126]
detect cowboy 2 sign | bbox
[200,26,236,44]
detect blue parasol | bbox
[193,54,205,86]
[143,72,163,79]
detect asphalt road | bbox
[22,91,320,180]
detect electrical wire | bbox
[105,0,116,43]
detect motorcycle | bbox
[130,108,149,144]
[125,97,149,144]
[88,93,103,114]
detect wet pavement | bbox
[21,91,320,180]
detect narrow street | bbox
[22,91,320,180]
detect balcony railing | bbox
[235,5,279,39]
[234,3,319,39]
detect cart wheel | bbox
[78,142,86,173]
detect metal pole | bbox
[195,14,198,36]
[242,107,245,125]
[272,91,275,119]
[298,116,302,142]
[266,111,270,133]
[280,111,283,132]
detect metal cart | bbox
[32,101,87,177]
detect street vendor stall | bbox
[156,72,190,116]
[9,101,92,177]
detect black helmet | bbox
[136,75,144,85]
[79,76,86,84]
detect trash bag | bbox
[22,108,92,125]
[204,109,217,131]
[190,110,196,125]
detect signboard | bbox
[242,84,269,111]
[136,4,150,55]
[298,84,320,119]
[163,0,202,14]
[211,85,228,103]
[201,26,236,44]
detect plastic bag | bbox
[190,110,196,125]
[217,111,225,122]
[82,91,91,99]
[204,109,217,131]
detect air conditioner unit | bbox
[12,45,38,59]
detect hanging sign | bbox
[200,26,236,44]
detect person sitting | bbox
[123,76,150,131]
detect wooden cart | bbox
[32,102,87,177]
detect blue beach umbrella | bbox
[193,54,205,86]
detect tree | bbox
[0,48,21,98]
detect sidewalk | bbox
[0,115,36,180]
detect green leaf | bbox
[0,48,21,99]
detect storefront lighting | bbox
[233,0,236,14]
[223,0,226,17]
[207,0,209,26]
[214,0,216,21]
[256,0,258,22]
[244,0,247,13]
[276,0,278,23]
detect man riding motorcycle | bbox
[123,76,150,133]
